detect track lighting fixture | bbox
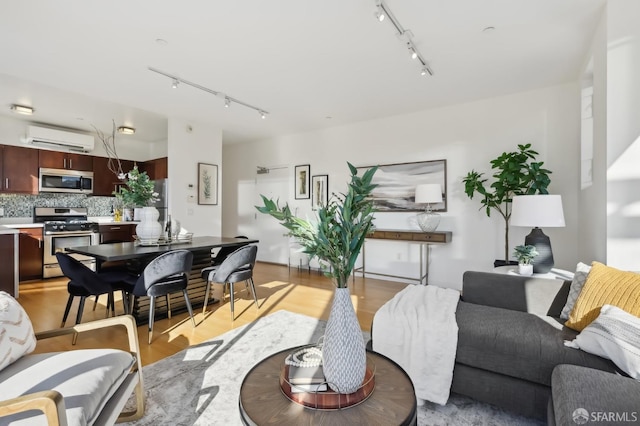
[117,126,136,135]
[10,104,34,115]
[373,0,434,76]
[148,67,269,118]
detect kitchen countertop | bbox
[0,225,19,235]
[0,217,140,228]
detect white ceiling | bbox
[0,0,605,145]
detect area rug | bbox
[123,310,543,425]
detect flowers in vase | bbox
[114,165,159,207]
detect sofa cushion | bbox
[456,301,618,386]
[560,262,591,320]
[0,348,135,425]
[0,291,36,371]
[550,364,640,425]
[565,262,640,331]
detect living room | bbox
[1,1,639,425]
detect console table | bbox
[356,229,452,285]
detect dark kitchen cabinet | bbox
[1,145,39,194]
[99,223,136,244]
[140,157,168,180]
[39,150,93,171]
[18,227,43,281]
[0,233,17,295]
[92,157,137,196]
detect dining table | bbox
[65,236,258,323]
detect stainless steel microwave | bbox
[39,168,94,194]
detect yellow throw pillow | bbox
[565,262,640,331]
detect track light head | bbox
[224,97,230,108]
[172,79,179,89]
[259,111,267,120]
[374,7,385,21]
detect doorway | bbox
[253,166,290,264]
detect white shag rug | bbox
[123,310,543,426]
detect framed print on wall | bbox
[312,175,329,210]
[198,163,218,205]
[356,159,447,212]
[295,164,311,199]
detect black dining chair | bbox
[56,252,136,343]
[200,244,258,319]
[130,249,196,344]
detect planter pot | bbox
[518,263,534,276]
[135,206,163,244]
[322,287,367,394]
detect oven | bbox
[34,207,100,279]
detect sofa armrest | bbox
[462,271,570,316]
[0,391,67,426]
[33,315,145,423]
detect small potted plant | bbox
[513,244,539,276]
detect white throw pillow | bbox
[566,304,640,379]
[560,262,592,320]
[0,291,37,371]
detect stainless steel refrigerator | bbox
[152,179,169,224]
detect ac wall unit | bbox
[25,125,95,153]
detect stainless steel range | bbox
[34,207,100,278]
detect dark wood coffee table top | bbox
[239,347,417,425]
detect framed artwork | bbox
[294,164,311,199]
[357,159,447,212]
[198,163,218,205]
[312,175,329,210]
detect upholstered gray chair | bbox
[200,244,258,319]
[130,249,196,344]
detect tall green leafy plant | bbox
[256,163,378,288]
[462,143,551,262]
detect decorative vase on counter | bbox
[136,206,162,244]
[322,287,367,394]
[133,207,143,221]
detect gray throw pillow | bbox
[560,262,592,320]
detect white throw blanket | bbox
[372,285,460,405]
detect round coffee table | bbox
[239,347,417,425]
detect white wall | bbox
[605,0,640,271]
[167,118,222,236]
[223,83,581,290]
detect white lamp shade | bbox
[415,184,442,204]
[510,195,565,227]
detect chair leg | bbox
[166,294,172,319]
[248,278,259,308]
[202,281,211,315]
[106,292,115,318]
[61,294,74,327]
[229,282,235,319]
[148,296,156,344]
[92,295,99,311]
[72,296,87,345]
[183,290,196,328]
[121,290,129,315]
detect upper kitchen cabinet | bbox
[39,150,93,171]
[92,157,136,196]
[140,157,168,180]
[1,145,39,194]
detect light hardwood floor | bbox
[19,263,409,366]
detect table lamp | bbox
[415,184,443,232]
[510,194,565,273]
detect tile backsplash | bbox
[0,193,114,218]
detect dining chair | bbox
[200,244,258,319]
[130,249,196,344]
[210,236,249,266]
[56,252,136,343]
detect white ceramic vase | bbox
[136,206,163,244]
[518,263,534,276]
[322,287,367,394]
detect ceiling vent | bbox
[25,125,95,153]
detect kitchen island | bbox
[66,236,258,323]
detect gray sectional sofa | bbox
[454,271,640,423]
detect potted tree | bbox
[513,244,539,276]
[462,143,551,267]
[257,162,378,394]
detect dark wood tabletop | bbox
[66,236,258,262]
[239,347,417,425]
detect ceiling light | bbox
[410,47,418,60]
[11,104,34,115]
[148,66,270,118]
[117,126,136,135]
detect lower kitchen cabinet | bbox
[19,228,43,281]
[0,233,17,295]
